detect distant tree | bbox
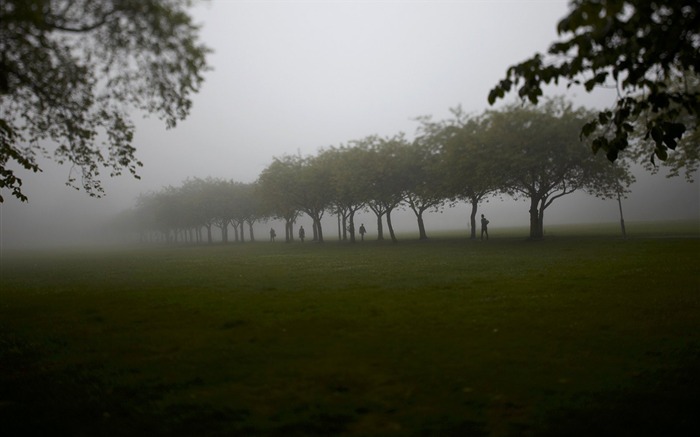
[177,178,214,243]
[488,0,699,173]
[139,186,189,243]
[365,135,412,243]
[402,140,448,240]
[416,108,503,239]
[258,155,334,242]
[318,144,373,242]
[243,182,263,242]
[208,179,236,243]
[0,0,210,202]
[227,181,258,243]
[486,99,634,239]
[258,157,302,243]
[296,155,334,242]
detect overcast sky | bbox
[1,0,698,248]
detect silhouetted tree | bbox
[402,140,448,240]
[258,157,302,243]
[489,0,699,172]
[1,0,210,202]
[365,135,411,243]
[486,99,634,239]
[416,108,504,239]
[318,145,373,242]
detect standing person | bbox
[359,223,366,241]
[298,225,305,243]
[269,228,276,242]
[481,214,489,240]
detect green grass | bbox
[1,223,699,436]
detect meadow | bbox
[1,222,699,436]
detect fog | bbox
[1,1,698,250]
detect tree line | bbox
[123,99,634,243]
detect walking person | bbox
[481,214,489,240]
[269,228,276,242]
[359,223,366,241]
[298,225,305,243]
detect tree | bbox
[227,181,259,243]
[402,140,448,240]
[295,155,334,242]
[179,177,223,244]
[0,0,210,202]
[365,135,411,243]
[258,154,334,243]
[486,99,634,239]
[488,0,699,171]
[416,108,503,240]
[628,73,700,181]
[318,144,374,242]
[258,157,302,243]
[178,177,215,243]
[138,186,189,243]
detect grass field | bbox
[1,222,699,436]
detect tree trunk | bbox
[337,214,342,240]
[368,204,386,240]
[529,198,543,239]
[375,212,384,240]
[349,212,356,243]
[416,212,428,240]
[314,217,324,242]
[387,209,398,243]
[617,191,627,239]
[342,214,348,241]
[285,220,293,243]
[248,221,255,242]
[239,220,245,243]
[469,200,478,240]
[221,224,229,243]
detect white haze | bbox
[1,0,698,249]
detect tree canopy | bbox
[416,108,504,239]
[0,0,210,202]
[485,99,633,239]
[488,0,699,175]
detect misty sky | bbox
[1,0,698,248]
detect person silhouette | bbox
[269,228,276,242]
[359,223,366,241]
[298,225,305,243]
[480,214,489,240]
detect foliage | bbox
[401,140,449,240]
[484,99,634,239]
[257,156,302,241]
[416,107,504,239]
[362,134,414,242]
[488,0,700,173]
[134,177,260,244]
[0,0,210,202]
[316,145,374,242]
[258,154,334,242]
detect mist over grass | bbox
[1,224,699,435]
